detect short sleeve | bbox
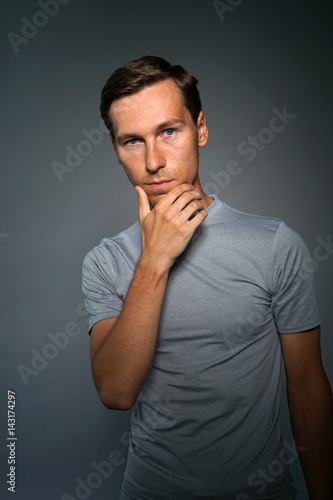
[82,246,124,333]
[270,222,320,334]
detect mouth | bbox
[145,180,174,191]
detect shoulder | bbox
[222,202,282,232]
[212,199,285,249]
[216,199,306,245]
[208,200,311,277]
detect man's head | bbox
[100,56,209,208]
[100,56,202,141]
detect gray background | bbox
[1,1,332,499]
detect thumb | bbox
[135,185,150,224]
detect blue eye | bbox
[128,138,138,145]
[164,128,175,136]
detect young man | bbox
[82,56,333,499]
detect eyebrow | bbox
[116,118,186,144]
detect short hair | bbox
[100,55,202,140]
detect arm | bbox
[280,326,333,499]
[90,184,207,410]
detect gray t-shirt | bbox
[82,196,319,499]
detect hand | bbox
[135,183,207,272]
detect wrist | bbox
[136,253,170,282]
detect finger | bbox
[186,208,208,229]
[172,189,203,212]
[179,199,205,222]
[159,183,194,206]
[135,186,150,224]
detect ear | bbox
[110,135,121,163]
[196,111,208,147]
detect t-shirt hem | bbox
[278,320,320,334]
[88,312,120,334]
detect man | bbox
[82,56,333,499]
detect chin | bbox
[148,193,165,208]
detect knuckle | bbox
[174,186,186,198]
[177,224,188,237]
[180,192,195,205]
[189,190,202,202]
[154,204,162,215]
[175,183,191,196]
[162,210,173,223]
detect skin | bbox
[90,77,333,499]
[110,78,212,210]
[280,328,333,499]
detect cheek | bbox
[166,138,198,165]
[174,141,199,169]
[119,153,142,179]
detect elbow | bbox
[91,363,143,410]
[100,395,135,411]
[98,385,136,411]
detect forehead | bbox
[109,79,189,134]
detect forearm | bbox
[287,373,333,499]
[92,256,169,410]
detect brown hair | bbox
[100,55,202,140]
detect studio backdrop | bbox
[1,1,332,499]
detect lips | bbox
[146,180,174,189]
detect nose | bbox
[145,140,165,173]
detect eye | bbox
[128,138,138,145]
[164,128,175,136]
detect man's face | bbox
[109,78,208,207]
